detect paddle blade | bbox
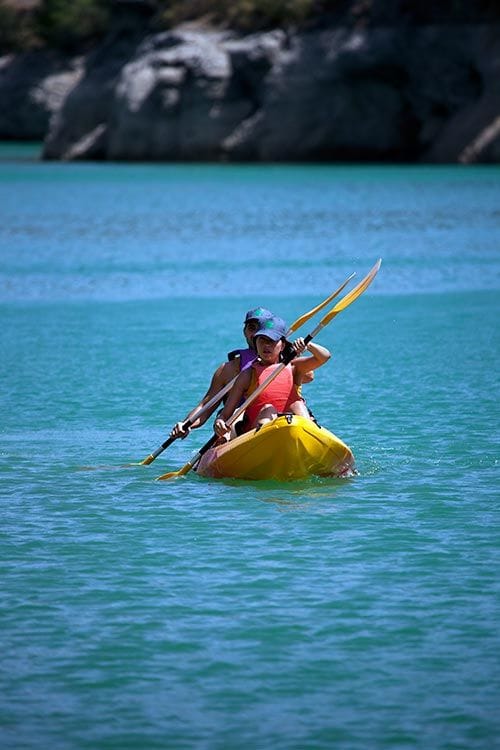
[288,272,356,333]
[156,463,192,481]
[322,259,381,324]
[140,454,155,466]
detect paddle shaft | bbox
[156,260,381,481]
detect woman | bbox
[214,316,330,439]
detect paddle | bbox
[156,259,381,481]
[138,272,355,465]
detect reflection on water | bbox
[259,496,347,514]
[247,474,354,511]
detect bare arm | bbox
[171,360,239,438]
[292,339,331,381]
[214,368,252,437]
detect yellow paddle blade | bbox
[288,271,355,332]
[156,463,192,481]
[321,259,381,325]
[140,454,155,466]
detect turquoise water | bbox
[1,148,499,749]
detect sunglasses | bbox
[244,320,261,332]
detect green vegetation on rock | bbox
[1,0,499,55]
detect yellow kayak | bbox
[196,414,355,481]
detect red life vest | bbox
[244,362,296,428]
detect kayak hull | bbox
[196,414,355,481]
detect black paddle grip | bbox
[282,333,313,365]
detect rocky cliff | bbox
[1,18,499,163]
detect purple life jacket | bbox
[227,348,257,371]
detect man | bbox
[170,307,274,439]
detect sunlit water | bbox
[1,145,499,749]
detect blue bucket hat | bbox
[244,307,273,324]
[253,316,288,342]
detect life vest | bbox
[227,348,257,371]
[244,362,296,428]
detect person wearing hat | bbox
[214,315,331,439]
[170,307,274,440]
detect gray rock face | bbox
[2,23,500,163]
[227,27,416,161]
[0,50,83,140]
[108,30,245,160]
